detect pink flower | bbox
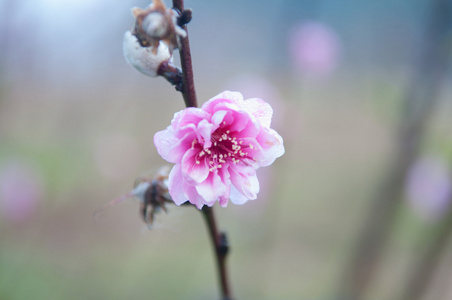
[288,21,342,78]
[154,91,284,209]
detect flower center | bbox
[193,129,254,172]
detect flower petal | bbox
[196,119,214,149]
[168,164,188,206]
[185,184,206,209]
[202,91,244,114]
[181,148,209,184]
[195,172,227,203]
[154,129,196,163]
[243,98,273,128]
[229,165,259,200]
[256,128,285,167]
[229,185,249,205]
[211,110,228,128]
[172,107,210,131]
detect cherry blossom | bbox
[154,91,284,209]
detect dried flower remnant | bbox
[131,0,186,54]
[135,165,172,225]
[95,166,172,227]
[154,91,285,209]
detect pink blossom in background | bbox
[288,21,342,78]
[154,91,285,209]
[0,162,43,223]
[405,156,452,222]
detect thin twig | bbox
[202,207,233,300]
[157,61,183,91]
[171,1,233,299]
[172,0,197,108]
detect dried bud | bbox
[94,166,173,228]
[130,0,186,54]
[123,31,171,77]
[134,165,172,226]
[143,12,169,38]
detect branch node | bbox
[178,9,192,26]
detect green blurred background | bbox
[1,0,452,299]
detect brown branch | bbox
[202,207,233,300]
[172,0,197,108]
[171,1,232,299]
[157,61,183,92]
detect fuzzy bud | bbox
[123,30,171,77]
[143,12,169,38]
[130,0,186,54]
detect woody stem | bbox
[172,1,233,299]
[202,207,233,300]
[172,0,197,108]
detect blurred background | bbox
[1,0,452,299]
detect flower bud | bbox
[134,165,172,226]
[143,12,169,39]
[123,30,171,77]
[129,0,186,54]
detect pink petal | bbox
[185,185,206,209]
[172,107,210,130]
[256,128,285,167]
[226,110,252,134]
[181,148,209,184]
[219,196,229,207]
[211,110,228,128]
[195,172,227,203]
[168,164,188,206]
[229,185,249,205]
[202,91,243,114]
[229,165,259,200]
[195,119,214,149]
[233,112,260,138]
[243,98,273,128]
[154,129,196,163]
